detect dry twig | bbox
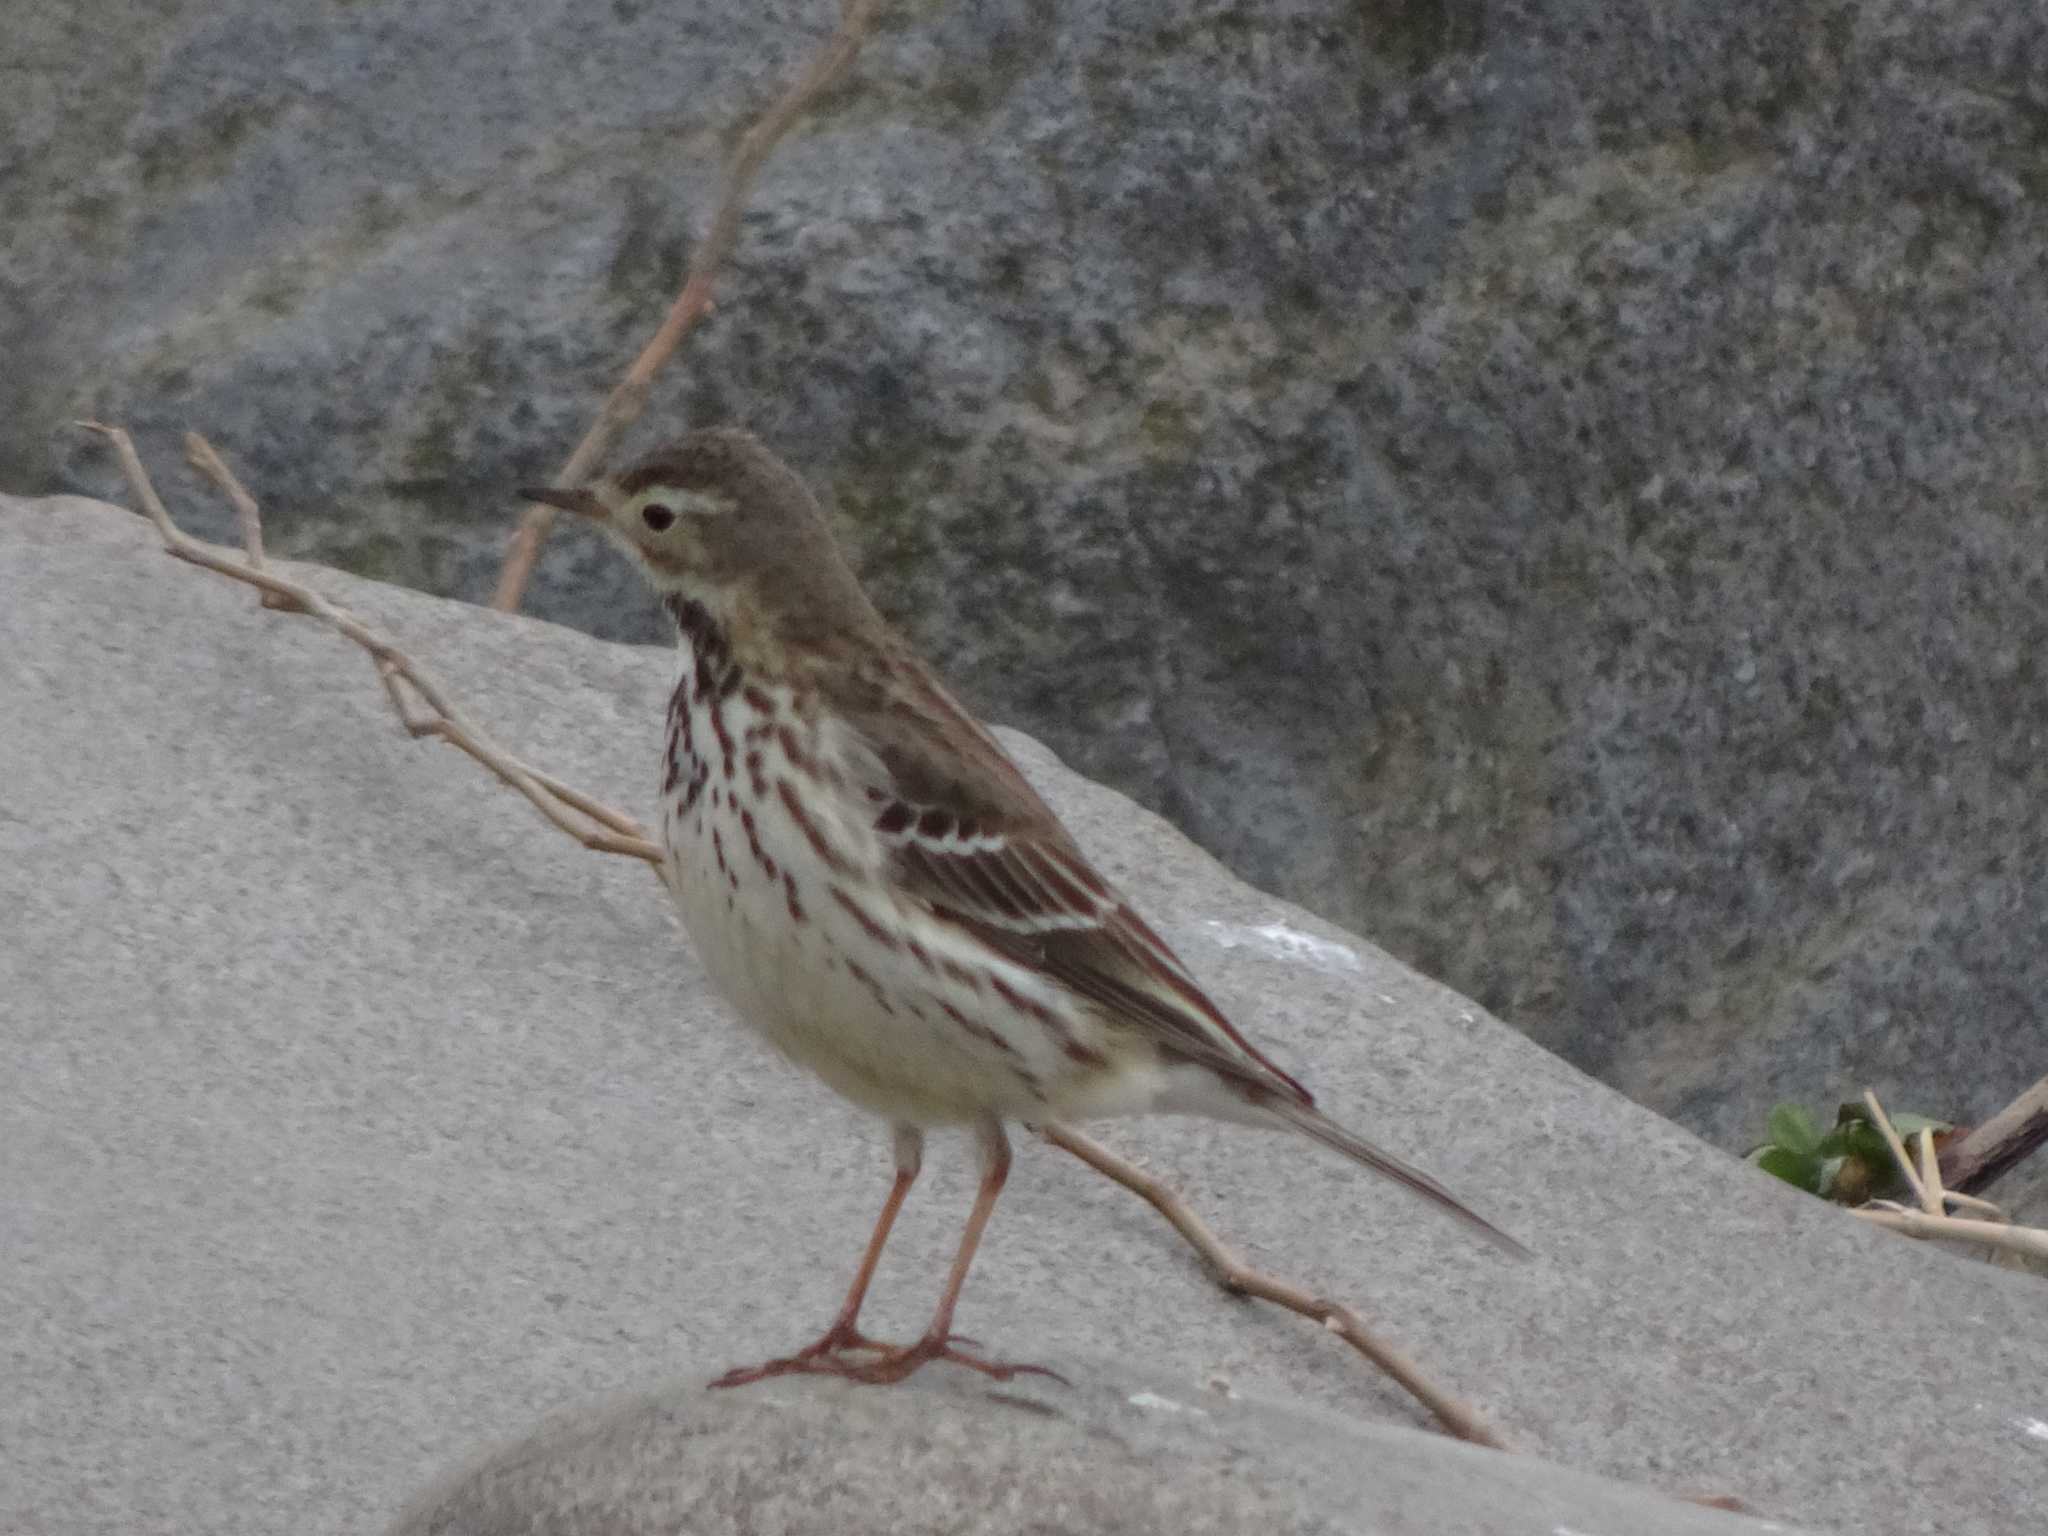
[1914,1127,1944,1218]
[1844,1089,2048,1263]
[1852,1206,2048,1262]
[1038,1122,1511,1450]
[1862,1089,1930,1212]
[490,0,884,612]
[80,423,663,863]
[1939,1073,2048,1195]
[181,430,290,607]
[1938,1189,2009,1219]
[82,423,1507,1446]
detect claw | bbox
[710,1333,1064,1390]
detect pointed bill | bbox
[521,485,606,518]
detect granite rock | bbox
[4,494,2045,1534]
[385,1364,1809,1536]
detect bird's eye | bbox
[641,502,677,533]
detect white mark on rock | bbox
[1128,1390,1206,1417]
[1202,920,1364,975]
[2019,1416,2048,1443]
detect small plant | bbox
[1749,1101,1953,1204]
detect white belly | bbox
[655,650,1118,1127]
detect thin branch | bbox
[1939,1073,2048,1195]
[523,761,656,841]
[1036,1122,1513,1451]
[1862,1090,1929,1212]
[1939,1190,2008,1219]
[79,424,664,865]
[490,0,885,612]
[181,429,290,608]
[1914,1127,1944,1218]
[1852,1206,2048,1262]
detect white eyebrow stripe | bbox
[631,488,735,518]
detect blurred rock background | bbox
[7,0,2045,1147]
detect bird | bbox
[524,429,1522,1388]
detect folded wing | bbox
[831,645,1314,1108]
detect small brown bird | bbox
[526,430,1520,1387]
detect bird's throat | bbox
[662,593,728,659]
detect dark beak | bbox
[521,485,605,518]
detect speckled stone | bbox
[385,1365,1812,1536]
[3,495,2045,1535]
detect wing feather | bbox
[830,646,1313,1106]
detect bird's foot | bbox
[707,1315,890,1389]
[823,1332,1066,1386]
[709,1331,1064,1389]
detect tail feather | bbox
[1265,1095,1531,1259]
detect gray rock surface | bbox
[385,1364,1807,1536]
[8,1,2047,1150]
[6,493,2047,1535]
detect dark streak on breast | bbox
[939,999,1019,1057]
[662,731,681,795]
[741,807,777,880]
[843,958,895,1016]
[776,725,815,776]
[709,691,736,779]
[775,779,854,877]
[830,885,901,952]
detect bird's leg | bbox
[800,1123,924,1355]
[827,1120,1064,1386]
[709,1124,923,1389]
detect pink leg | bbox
[808,1121,1062,1387]
[710,1125,922,1389]
[712,1121,1062,1389]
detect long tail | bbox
[1264,1095,1531,1259]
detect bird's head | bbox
[523,428,834,604]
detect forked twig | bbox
[182,430,291,608]
[490,0,884,612]
[1847,1090,2047,1262]
[1038,1122,1511,1450]
[80,423,663,863]
[78,423,1509,1447]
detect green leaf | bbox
[1768,1103,1823,1157]
[1887,1112,1953,1138]
[1840,1122,1890,1164]
[1757,1146,1825,1193]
